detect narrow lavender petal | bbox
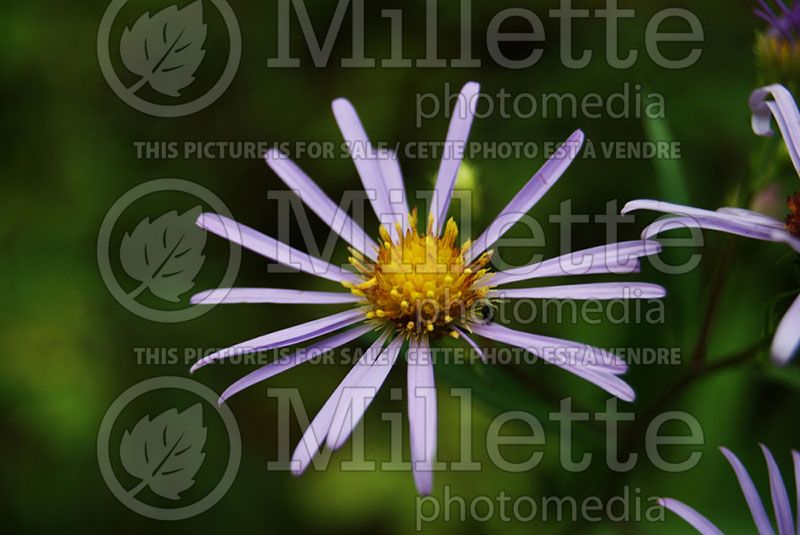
[290,384,340,475]
[470,323,632,392]
[327,335,404,450]
[376,149,409,238]
[658,498,724,535]
[577,367,635,402]
[191,288,362,305]
[289,331,389,476]
[407,336,437,495]
[473,322,631,374]
[430,81,480,235]
[623,199,782,233]
[488,282,666,300]
[455,327,485,362]
[324,332,391,449]
[772,295,800,365]
[720,447,775,535]
[470,322,628,375]
[191,309,364,372]
[756,0,777,21]
[641,216,779,242]
[332,98,393,225]
[625,199,740,221]
[750,84,800,176]
[490,240,660,287]
[793,450,800,530]
[468,129,584,261]
[759,0,778,18]
[197,212,359,283]
[717,207,785,229]
[772,229,800,253]
[760,444,795,535]
[264,149,378,259]
[218,323,373,403]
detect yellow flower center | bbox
[344,210,493,338]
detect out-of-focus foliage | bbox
[2,0,799,533]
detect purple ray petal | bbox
[488,282,666,300]
[264,149,378,259]
[640,216,779,242]
[793,450,800,530]
[468,129,584,261]
[624,200,783,240]
[318,332,388,449]
[455,327,485,362]
[720,447,775,535]
[191,309,365,372]
[407,336,437,495]
[623,199,772,224]
[470,322,628,374]
[470,323,633,398]
[289,331,389,475]
[750,84,800,176]
[430,81,480,235]
[290,387,339,475]
[197,212,359,284]
[218,323,373,403]
[772,229,800,253]
[323,332,393,448]
[376,149,409,239]
[327,335,404,450]
[490,240,660,287]
[760,444,795,535]
[332,98,393,225]
[658,498,723,535]
[191,287,362,305]
[772,294,800,365]
[717,207,785,229]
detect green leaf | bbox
[643,113,690,204]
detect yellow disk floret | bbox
[344,209,493,338]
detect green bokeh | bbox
[2,0,799,533]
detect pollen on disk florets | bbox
[787,192,800,236]
[343,209,493,338]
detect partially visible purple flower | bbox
[660,445,799,535]
[756,0,800,43]
[623,84,800,365]
[191,81,666,494]
[755,3,800,86]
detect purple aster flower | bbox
[660,445,800,535]
[756,0,800,43]
[191,81,665,494]
[623,84,800,365]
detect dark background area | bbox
[2,0,799,532]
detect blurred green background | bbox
[3,0,800,532]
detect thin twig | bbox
[690,241,736,368]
